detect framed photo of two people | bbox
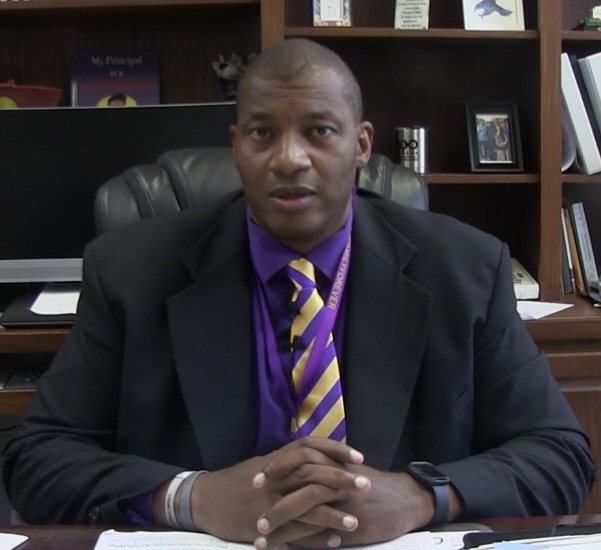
[466,103,524,173]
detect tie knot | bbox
[287,258,317,289]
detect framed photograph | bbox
[394,0,430,30]
[466,103,523,172]
[313,0,352,27]
[462,0,525,31]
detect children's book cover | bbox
[71,51,160,107]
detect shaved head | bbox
[237,38,363,123]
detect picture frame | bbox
[313,0,352,27]
[466,103,523,173]
[462,0,525,31]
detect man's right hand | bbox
[153,437,369,543]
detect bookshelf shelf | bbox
[525,295,601,342]
[0,388,35,416]
[563,174,601,184]
[424,173,538,185]
[0,328,69,354]
[562,31,601,41]
[0,0,258,11]
[285,27,539,41]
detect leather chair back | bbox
[94,147,428,235]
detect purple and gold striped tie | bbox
[287,258,346,442]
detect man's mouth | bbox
[269,187,316,210]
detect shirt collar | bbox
[247,201,354,285]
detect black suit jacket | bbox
[3,189,595,524]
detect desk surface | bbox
[0,516,599,550]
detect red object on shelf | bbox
[0,80,63,108]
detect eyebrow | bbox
[244,110,340,121]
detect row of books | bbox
[561,52,601,175]
[512,201,599,302]
[560,201,599,301]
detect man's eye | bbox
[314,127,333,137]
[250,128,270,139]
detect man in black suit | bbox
[2,39,595,548]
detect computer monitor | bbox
[0,102,236,283]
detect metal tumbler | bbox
[396,126,428,174]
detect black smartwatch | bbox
[405,461,450,525]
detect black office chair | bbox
[94,147,428,235]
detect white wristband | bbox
[177,470,209,531]
[165,471,194,529]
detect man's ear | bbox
[356,121,374,168]
[230,123,237,146]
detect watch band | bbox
[430,483,450,525]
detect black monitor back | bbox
[0,103,236,264]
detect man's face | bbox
[231,69,373,253]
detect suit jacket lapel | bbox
[167,198,255,470]
[344,198,433,470]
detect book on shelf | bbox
[560,52,601,175]
[561,105,577,173]
[70,51,160,107]
[568,54,601,149]
[565,201,600,298]
[559,210,574,294]
[578,52,601,135]
[562,207,587,296]
[511,258,539,300]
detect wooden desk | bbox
[0,516,598,550]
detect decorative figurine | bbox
[212,53,256,100]
[574,6,601,31]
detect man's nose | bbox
[270,134,311,175]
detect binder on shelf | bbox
[560,52,601,175]
[511,258,539,300]
[578,52,601,135]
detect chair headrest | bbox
[94,147,428,235]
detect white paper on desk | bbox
[492,533,601,550]
[29,284,81,315]
[516,301,573,320]
[93,530,458,550]
[94,530,253,550]
[0,533,28,550]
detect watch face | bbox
[407,461,450,486]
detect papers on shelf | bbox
[29,283,81,315]
[93,529,479,550]
[0,533,28,550]
[516,301,573,320]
